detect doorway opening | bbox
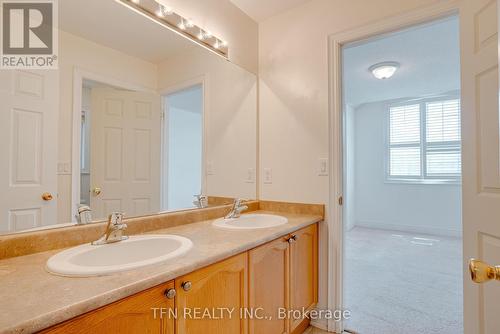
[341,16,463,334]
[161,84,203,211]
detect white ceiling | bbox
[343,16,460,107]
[59,0,195,64]
[230,0,310,22]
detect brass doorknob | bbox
[42,192,53,201]
[469,259,500,283]
[92,187,102,196]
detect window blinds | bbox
[389,104,421,177]
[425,100,461,176]
[388,98,461,180]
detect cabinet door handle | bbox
[287,235,297,244]
[164,288,176,299]
[182,281,192,291]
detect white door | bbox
[461,0,500,332]
[90,87,161,220]
[0,70,58,233]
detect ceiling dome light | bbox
[369,62,400,80]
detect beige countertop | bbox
[0,210,322,334]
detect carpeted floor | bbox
[343,227,463,334]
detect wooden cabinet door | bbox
[249,236,289,334]
[175,253,248,334]
[41,281,175,334]
[289,224,318,333]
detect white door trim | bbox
[71,68,154,222]
[326,1,459,332]
[159,75,208,211]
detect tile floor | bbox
[303,326,330,333]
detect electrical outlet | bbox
[263,168,272,184]
[319,158,328,176]
[245,168,255,183]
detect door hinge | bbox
[338,196,343,206]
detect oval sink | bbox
[46,235,193,277]
[212,214,288,230]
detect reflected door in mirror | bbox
[0,70,58,233]
[85,86,161,221]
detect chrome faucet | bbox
[225,199,248,219]
[92,212,128,245]
[76,205,92,225]
[193,194,208,209]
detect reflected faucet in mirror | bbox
[193,194,208,209]
[225,199,248,219]
[92,212,128,245]
[76,205,93,225]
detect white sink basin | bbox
[212,214,288,230]
[46,235,193,277]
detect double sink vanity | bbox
[0,201,322,334]
[46,213,288,277]
[0,1,322,333]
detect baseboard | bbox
[354,221,462,238]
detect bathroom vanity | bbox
[40,223,317,334]
[0,1,322,333]
[0,202,322,334]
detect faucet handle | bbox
[233,198,246,205]
[109,212,124,226]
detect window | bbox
[388,98,461,182]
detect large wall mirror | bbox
[0,0,257,234]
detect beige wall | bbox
[58,31,158,223]
[258,0,445,322]
[158,48,258,200]
[162,0,258,74]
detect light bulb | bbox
[131,0,139,3]
[178,19,186,30]
[221,40,228,47]
[162,6,173,15]
[204,31,212,39]
[198,31,205,40]
[157,5,173,17]
[214,40,220,49]
[185,19,194,28]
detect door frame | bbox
[70,68,155,222]
[159,75,208,211]
[326,1,459,332]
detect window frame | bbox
[385,95,462,185]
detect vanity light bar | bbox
[115,0,229,59]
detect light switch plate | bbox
[245,168,255,183]
[319,158,328,176]
[206,161,214,175]
[57,162,71,175]
[263,168,272,184]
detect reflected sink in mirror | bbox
[46,235,192,277]
[212,214,288,230]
